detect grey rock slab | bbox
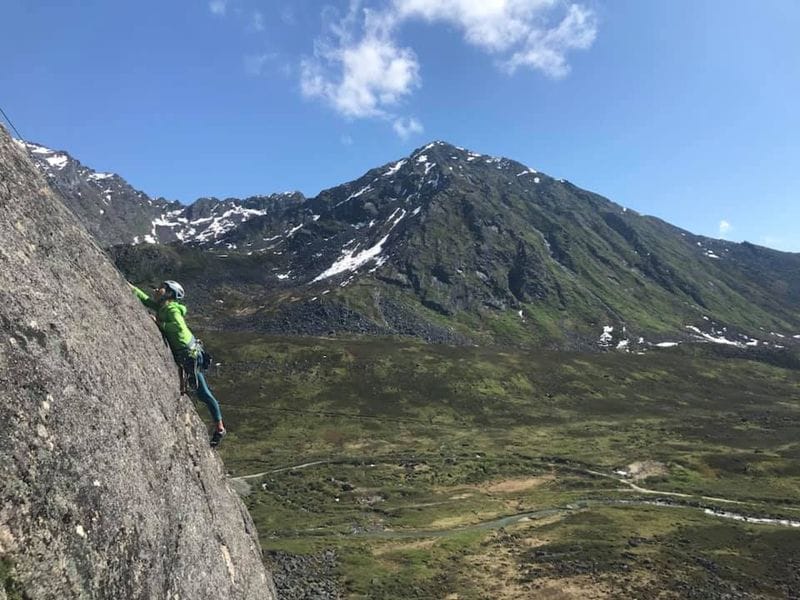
[0,125,276,599]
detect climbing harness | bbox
[181,336,212,393]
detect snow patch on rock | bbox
[383,159,406,177]
[685,325,742,346]
[312,208,406,282]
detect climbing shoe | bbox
[210,428,226,448]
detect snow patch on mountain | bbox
[599,325,614,347]
[153,215,183,229]
[312,208,406,282]
[336,184,372,207]
[147,204,270,245]
[88,172,114,181]
[44,155,69,169]
[285,223,303,237]
[28,143,55,155]
[383,159,406,177]
[685,325,742,346]
[17,141,69,169]
[368,256,389,273]
[485,157,504,168]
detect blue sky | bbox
[2,1,798,251]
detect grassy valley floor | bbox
[204,333,800,599]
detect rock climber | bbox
[129,280,226,447]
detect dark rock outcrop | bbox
[267,550,342,599]
[0,125,276,599]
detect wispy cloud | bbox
[301,0,598,135]
[244,53,277,76]
[341,134,355,146]
[209,0,228,16]
[719,219,732,236]
[280,62,294,77]
[249,10,265,32]
[503,5,597,77]
[281,5,296,25]
[396,0,597,78]
[393,116,423,139]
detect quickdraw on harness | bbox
[181,336,212,392]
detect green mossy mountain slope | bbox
[111,142,800,350]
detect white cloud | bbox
[719,220,732,236]
[392,116,424,139]
[395,1,597,78]
[209,0,228,16]
[395,0,557,53]
[504,5,597,77]
[301,34,420,118]
[341,134,355,146]
[300,0,597,130]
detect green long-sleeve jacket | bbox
[132,286,195,360]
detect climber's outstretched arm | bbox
[129,283,159,311]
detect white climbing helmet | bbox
[162,280,185,300]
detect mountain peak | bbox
[411,140,455,154]
[406,140,537,177]
[410,140,479,161]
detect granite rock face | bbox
[0,125,276,599]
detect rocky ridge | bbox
[16,139,178,246]
[23,136,800,350]
[0,125,276,599]
[18,139,304,249]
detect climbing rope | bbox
[0,104,75,202]
[0,106,25,140]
